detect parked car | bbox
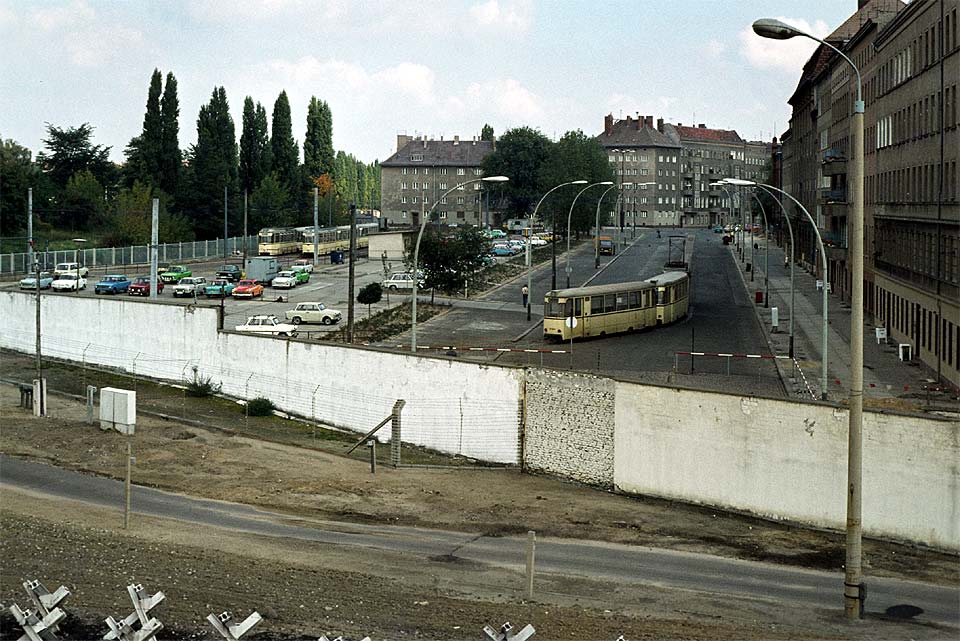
[713,225,724,233]
[172,276,208,297]
[19,272,54,290]
[271,270,300,289]
[290,259,314,273]
[51,274,86,291]
[204,279,236,297]
[156,262,171,275]
[235,315,298,337]
[128,276,163,296]
[284,302,342,325]
[232,279,264,299]
[215,264,243,281]
[94,274,132,295]
[159,265,192,283]
[490,246,516,257]
[290,266,311,283]
[54,262,88,278]
[381,272,424,290]
[528,237,548,246]
[482,229,507,239]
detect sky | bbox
[0,0,861,165]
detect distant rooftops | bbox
[381,134,493,167]
[598,114,679,148]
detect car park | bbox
[204,279,236,297]
[128,276,163,296]
[54,262,88,278]
[94,274,132,295]
[235,315,298,337]
[215,264,243,281]
[51,274,86,291]
[284,302,342,325]
[172,276,207,297]
[271,271,299,289]
[159,265,192,283]
[290,266,311,283]
[232,279,264,299]
[381,272,424,290]
[19,272,54,290]
[290,259,314,273]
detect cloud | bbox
[0,1,19,29]
[256,57,435,103]
[468,0,531,31]
[738,17,831,73]
[605,94,676,118]
[32,0,94,30]
[703,38,726,58]
[190,0,347,21]
[27,0,142,67]
[466,78,542,120]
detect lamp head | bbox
[724,178,756,186]
[481,176,509,182]
[753,18,803,40]
[72,238,87,243]
[598,181,614,186]
[571,180,588,185]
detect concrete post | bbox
[390,399,405,467]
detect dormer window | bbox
[411,153,423,162]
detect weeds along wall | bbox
[0,292,522,464]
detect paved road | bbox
[3,455,957,627]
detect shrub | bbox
[186,369,222,397]
[246,397,275,417]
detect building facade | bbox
[782,0,959,387]
[380,135,495,228]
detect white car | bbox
[51,274,86,291]
[529,237,548,246]
[172,276,207,297]
[235,315,298,337]
[285,302,342,325]
[271,270,299,289]
[290,259,314,273]
[381,272,424,290]
[54,262,88,278]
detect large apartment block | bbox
[597,115,773,228]
[380,134,494,228]
[781,0,959,386]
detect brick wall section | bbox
[524,369,615,487]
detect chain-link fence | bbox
[2,236,258,275]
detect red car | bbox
[128,276,164,296]
[232,279,264,299]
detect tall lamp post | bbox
[754,17,865,619]
[565,181,612,288]
[411,176,508,352]
[542,180,588,293]
[726,178,829,402]
[594,183,628,269]
[748,191,771,307]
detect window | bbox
[424,168,430,175]
[401,211,407,218]
[457,183,465,190]
[402,167,408,175]
[474,168,482,175]
[439,182,447,189]
[411,153,423,162]
[412,182,419,189]
[411,196,418,204]
[401,182,408,190]
[401,196,407,204]
[456,196,465,204]
[439,211,447,219]
[457,168,465,175]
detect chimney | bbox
[645,116,653,129]
[657,117,664,132]
[397,134,413,151]
[454,135,459,145]
[423,139,427,148]
[604,113,614,136]
[699,123,706,128]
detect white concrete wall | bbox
[0,291,521,463]
[614,382,960,551]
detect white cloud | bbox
[0,1,19,29]
[190,0,346,21]
[32,0,94,30]
[468,0,531,31]
[738,17,831,74]
[27,0,142,67]
[703,38,726,58]
[466,78,542,120]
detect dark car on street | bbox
[216,264,243,281]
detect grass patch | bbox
[318,302,447,343]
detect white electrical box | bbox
[771,306,779,330]
[100,387,137,434]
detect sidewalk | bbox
[729,234,958,411]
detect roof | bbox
[597,118,679,149]
[546,271,689,298]
[667,124,743,145]
[381,138,494,167]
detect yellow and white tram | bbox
[543,271,690,341]
[298,222,379,256]
[257,227,302,255]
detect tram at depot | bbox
[543,271,690,341]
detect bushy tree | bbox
[270,91,299,193]
[140,69,164,185]
[480,124,494,141]
[36,123,114,188]
[304,96,334,179]
[62,170,106,229]
[412,227,490,293]
[159,71,181,196]
[103,180,192,246]
[239,97,270,195]
[0,137,48,236]
[191,86,239,237]
[357,281,382,317]
[480,126,552,216]
[251,172,291,228]
[539,130,614,234]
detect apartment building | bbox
[781,0,959,386]
[380,135,494,228]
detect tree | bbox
[411,227,489,294]
[0,137,49,236]
[480,124,494,141]
[538,130,614,234]
[357,281,382,317]
[251,172,291,228]
[103,180,193,246]
[239,97,270,194]
[270,91,299,194]
[140,69,164,186]
[304,96,334,179]
[190,86,239,237]
[62,169,105,229]
[480,126,552,216]
[36,123,114,188]
[159,71,181,196]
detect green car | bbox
[159,265,192,283]
[290,266,311,284]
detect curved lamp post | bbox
[411,175,508,352]
[565,181,613,288]
[747,191,771,306]
[594,183,627,269]
[540,180,588,294]
[754,17,866,619]
[726,178,829,402]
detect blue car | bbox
[19,271,54,289]
[95,274,132,294]
[490,246,516,257]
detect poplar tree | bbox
[270,91,299,193]
[159,71,180,196]
[140,69,163,186]
[303,96,332,179]
[240,97,270,194]
[191,86,238,236]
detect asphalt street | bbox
[2,455,957,627]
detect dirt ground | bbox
[1,378,957,640]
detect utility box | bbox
[100,387,136,434]
[243,257,279,285]
[771,306,779,331]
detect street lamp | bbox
[725,178,829,403]
[748,191,771,307]
[542,180,588,294]
[410,176,508,352]
[594,183,629,269]
[565,181,613,288]
[755,17,866,619]
[72,238,87,295]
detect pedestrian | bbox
[521,285,529,307]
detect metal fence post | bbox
[390,399,406,467]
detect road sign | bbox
[565,316,577,328]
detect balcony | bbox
[821,148,847,177]
[818,187,846,203]
[823,201,848,217]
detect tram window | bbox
[644,291,651,307]
[655,290,663,305]
[591,296,604,314]
[564,300,574,318]
[545,299,564,318]
[629,291,640,308]
[604,294,616,312]
[574,298,583,316]
[616,294,628,310]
